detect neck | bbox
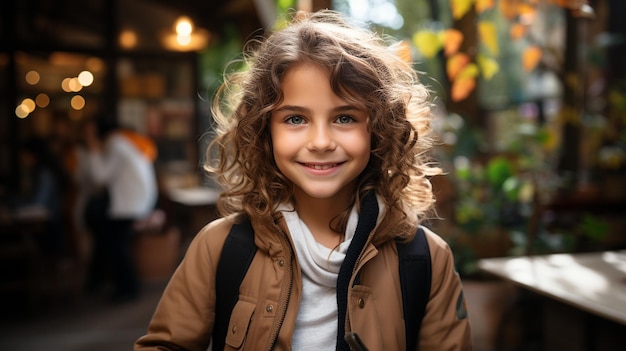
[292,191,354,248]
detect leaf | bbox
[499,0,519,20]
[477,54,499,80]
[478,21,499,56]
[457,62,480,79]
[451,76,476,101]
[475,0,495,14]
[510,23,527,40]
[442,29,464,56]
[412,30,442,59]
[451,0,475,20]
[447,53,471,80]
[451,62,479,101]
[522,45,542,71]
[486,157,513,188]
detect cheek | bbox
[271,145,295,184]
[270,129,293,165]
[346,130,372,156]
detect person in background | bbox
[15,137,68,254]
[49,115,92,264]
[84,116,158,302]
[136,10,471,351]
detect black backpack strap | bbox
[397,226,431,351]
[213,217,257,351]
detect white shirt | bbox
[87,133,157,219]
[281,206,359,351]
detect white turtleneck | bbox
[281,206,359,351]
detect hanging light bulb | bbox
[161,16,210,51]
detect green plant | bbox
[437,109,615,277]
[436,110,560,276]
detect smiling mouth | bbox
[302,163,341,170]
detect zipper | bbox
[265,224,294,351]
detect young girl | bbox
[135,10,471,351]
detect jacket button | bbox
[266,304,274,313]
[231,326,237,334]
[278,259,285,267]
[357,298,365,308]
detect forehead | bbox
[277,63,346,108]
[278,62,366,109]
[282,62,328,82]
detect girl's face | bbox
[270,62,371,207]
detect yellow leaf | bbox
[442,29,464,56]
[447,53,470,80]
[457,63,479,79]
[475,0,495,14]
[477,54,499,80]
[478,21,499,56]
[451,0,475,20]
[522,46,542,72]
[412,30,442,59]
[451,76,476,101]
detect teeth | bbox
[308,163,336,170]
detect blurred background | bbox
[0,0,624,350]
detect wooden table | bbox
[479,251,626,325]
[167,186,220,207]
[478,251,626,351]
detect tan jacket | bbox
[135,214,472,351]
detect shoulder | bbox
[420,226,450,252]
[181,215,240,264]
[108,133,128,145]
[395,225,454,266]
[191,215,238,247]
[420,226,455,268]
[106,134,133,153]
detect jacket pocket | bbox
[225,300,256,349]
[349,286,387,351]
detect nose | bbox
[307,123,336,151]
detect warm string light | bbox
[119,29,138,49]
[16,68,95,118]
[14,15,209,119]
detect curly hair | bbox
[205,10,442,239]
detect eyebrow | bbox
[273,104,363,113]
